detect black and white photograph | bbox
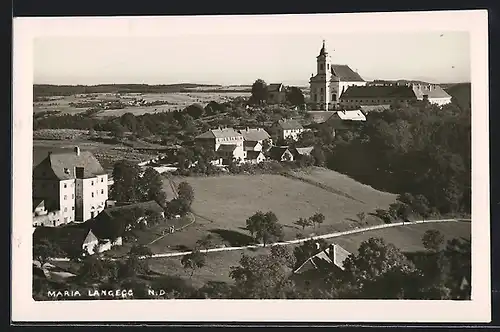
[12,10,490,322]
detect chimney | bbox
[74,146,80,156]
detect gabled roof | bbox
[268,83,284,93]
[33,150,106,180]
[33,224,97,255]
[294,147,314,156]
[307,111,337,124]
[217,144,237,152]
[238,128,271,141]
[335,110,366,121]
[331,64,365,82]
[268,146,292,160]
[341,85,417,99]
[33,198,45,211]
[195,128,243,139]
[412,84,451,99]
[294,243,351,274]
[105,200,164,214]
[246,151,265,160]
[276,119,303,130]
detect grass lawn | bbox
[158,172,398,251]
[148,247,270,288]
[330,220,471,254]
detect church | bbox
[308,41,452,110]
[309,40,367,110]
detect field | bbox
[330,220,471,254]
[33,89,251,117]
[156,171,398,252]
[33,138,157,171]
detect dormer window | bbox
[64,168,70,175]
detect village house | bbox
[32,146,109,226]
[294,243,351,274]
[274,119,304,141]
[238,127,272,149]
[268,146,295,162]
[32,199,64,227]
[244,151,267,164]
[291,146,315,161]
[33,224,101,257]
[267,83,287,104]
[195,127,245,164]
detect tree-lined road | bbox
[49,218,470,262]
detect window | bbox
[72,206,75,211]
[101,189,104,194]
[64,183,67,188]
[75,167,84,178]
[320,64,324,70]
[91,192,94,198]
[101,178,103,183]
[72,194,74,199]
[64,207,67,212]
[91,181,94,186]
[320,87,323,93]
[64,217,68,223]
[64,195,67,200]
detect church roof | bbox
[268,83,284,93]
[331,65,365,82]
[195,128,243,140]
[341,85,418,99]
[238,128,271,141]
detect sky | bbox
[33,21,470,86]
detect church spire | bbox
[318,39,328,56]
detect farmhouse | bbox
[291,147,314,161]
[195,128,245,164]
[238,127,272,148]
[267,83,287,104]
[332,110,366,121]
[268,146,294,162]
[274,119,304,141]
[32,146,109,226]
[33,224,101,257]
[294,243,351,274]
[244,151,266,164]
[309,40,367,110]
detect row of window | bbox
[63,189,104,200]
[217,137,241,142]
[63,206,75,212]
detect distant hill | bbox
[444,83,471,109]
[33,83,223,97]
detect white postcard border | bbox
[12,10,490,322]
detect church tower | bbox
[309,40,332,110]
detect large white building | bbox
[309,40,367,110]
[32,147,109,225]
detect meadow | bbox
[155,171,398,253]
[33,90,251,117]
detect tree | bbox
[139,167,168,206]
[356,212,366,223]
[111,160,142,202]
[285,87,305,106]
[78,256,118,283]
[422,230,445,253]
[181,249,206,278]
[177,181,195,207]
[340,237,418,299]
[389,201,412,221]
[196,281,234,299]
[294,217,312,230]
[412,194,431,220]
[196,234,215,251]
[245,211,283,246]
[375,208,392,224]
[310,212,325,228]
[109,121,126,139]
[293,239,329,269]
[250,79,268,105]
[229,246,296,299]
[186,103,205,119]
[262,139,272,152]
[121,245,153,278]
[33,239,64,268]
[165,197,190,218]
[311,146,326,167]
